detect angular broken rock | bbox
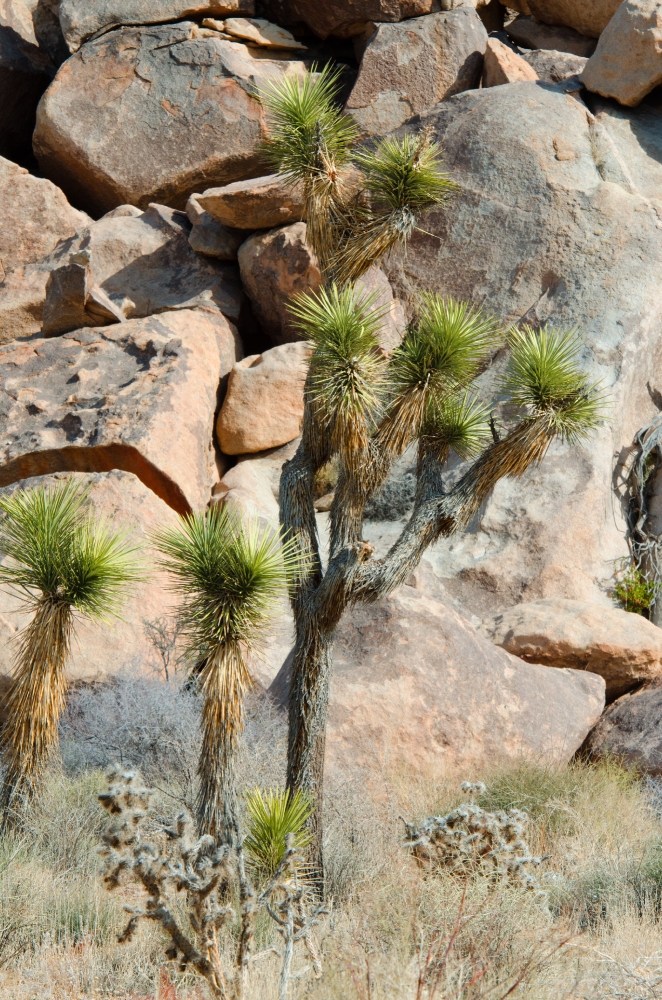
[381,83,662,616]
[33,22,307,215]
[580,680,662,775]
[0,203,243,342]
[0,155,88,271]
[198,174,305,230]
[482,36,539,86]
[580,0,662,108]
[519,48,587,83]
[186,195,249,259]
[499,0,622,37]
[482,598,662,700]
[238,222,322,344]
[217,340,309,455]
[0,309,240,512]
[505,15,597,57]
[223,17,306,48]
[0,470,179,682]
[346,9,488,137]
[270,584,606,777]
[58,0,256,52]
[0,0,55,165]
[259,0,439,39]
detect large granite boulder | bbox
[59,0,255,52]
[581,681,662,775]
[346,9,487,137]
[217,341,309,455]
[0,470,179,681]
[580,0,662,108]
[0,308,240,512]
[0,203,243,342]
[498,0,622,37]
[483,598,662,700]
[382,82,662,618]
[0,155,87,270]
[33,22,307,215]
[270,582,606,777]
[0,0,54,165]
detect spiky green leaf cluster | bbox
[356,129,457,215]
[380,296,498,454]
[244,787,313,878]
[0,481,140,620]
[424,393,491,461]
[291,285,388,461]
[259,64,357,183]
[153,506,304,659]
[502,326,607,443]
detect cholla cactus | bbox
[98,770,327,1000]
[402,782,548,902]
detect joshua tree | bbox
[153,506,304,845]
[261,67,607,880]
[0,481,139,827]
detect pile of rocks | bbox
[1,0,661,777]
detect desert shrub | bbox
[613,564,659,616]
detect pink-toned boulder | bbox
[580,0,662,107]
[0,470,179,681]
[216,341,309,455]
[483,598,662,700]
[482,37,539,86]
[270,582,606,778]
[0,309,240,513]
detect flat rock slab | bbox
[259,0,438,39]
[581,680,662,775]
[382,82,662,618]
[59,0,255,52]
[198,174,305,230]
[0,203,243,342]
[270,584,605,777]
[499,0,622,37]
[580,0,662,108]
[0,469,179,681]
[0,308,240,512]
[483,598,662,700]
[346,9,487,136]
[505,15,596,56]
[0,155,88,271]
[33,22,307,215]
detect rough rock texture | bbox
[346,9,488,136]
[0,309,240,512]
[0,203,243,342]
[215,436,298,521]
[259,0,440,39]
[59,0,255,52]
[270,583,606,776]
[483,598,662,700]
[217,341,309,455]
[505,15,597,56]
[499,0,622,37]
[238,222,321,344]
[581,681,662,774]
[223,16,306,48]
[520,48,587,83]
[198,174,305,230]
[355,265,406,354]
[33,22,307,215]
[29,0,69,66]
[0,0,54,165]
[482,37,538,86]
[382,83,662,618]
[0,155,88,270]
[0,470,179,681]
[580,0,662,108]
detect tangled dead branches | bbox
[402,782,549,905]
[98,769,328,1000]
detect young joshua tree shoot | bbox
[153,506,305,845]
[0,481,140,827]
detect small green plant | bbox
[613,564,659,616]
[244,787,313,880]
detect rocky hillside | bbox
[1,0,662,776]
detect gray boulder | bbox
[346,9,488,137]
[258,0,438,40]
[381,82,662,617]
[581,681,662,775]
[519,47,587,82]
[59,0,255,52]
[505,15,596,56]
[0,0,54,165]
[270,582,606,777]
[498,0,622,37]
[33,22,307,215]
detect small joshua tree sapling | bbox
[260,67,607,882]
